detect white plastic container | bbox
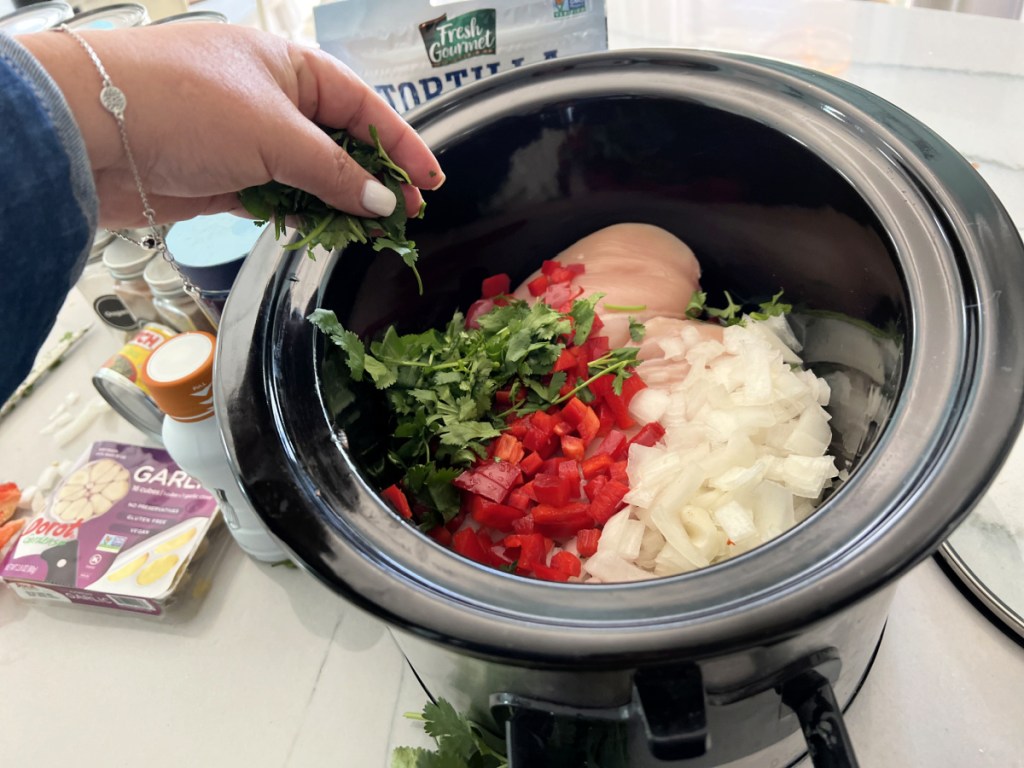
[140,332,286,563]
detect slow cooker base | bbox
[395,622,886,768]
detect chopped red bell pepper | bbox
[453,460,522,503]
[452,528,492,565]
[507,487,532,511]
[519,451,543,477]
[426,525,452,546]
[527,275,549,296]
[381,484,412,519]
[490,433,525,465]
[532,502,592,538]
[588,479,630,526]
[629,421,667,448]
[519,480,537,502]
[595,401,616,436]
[619,370,647,406]
[523,426,557,457]
[505,416,530,438]
[560,397,600,445]
[609,460,630,484]
[589,374,635,430]
[548,266,575,285]
[551,550,582,577]
[576,528,601,557]
[511,514,535,534]
[539,456,570,475]
[595,430,628,461]
[540,259,562,277]
[553,347,577,373]
[580,335,610,361]
[471,499,525,532]
[542,281,582,311]
[533,473,574,506]
[557,459,581,497]
[560,434,585,462]
[586,474,608,502]
[481,273,511,298]
[531,562,571,582]
[504,532,550,569]
[581,453,614,480]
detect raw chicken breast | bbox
[513,223,704,347]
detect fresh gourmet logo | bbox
[419,9,497,68]
[553,0,587,18]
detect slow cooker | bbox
[214,51,1024,766]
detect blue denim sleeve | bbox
[0,33,98,404]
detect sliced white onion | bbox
[628,387,671,425]
[597,508,645,561]
[589,315,839,581]
[583,550,654,582]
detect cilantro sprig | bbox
[393,697,630,768]
[686,289,792,325]
[392,698,507,768]
[310,295,642,527]
[238,125,425,293]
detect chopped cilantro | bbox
[310,296,643,527]
[238,125,424,292]
[749,290,793,321]
[628,317,646,343]
[685,290,707,319]
[704,291,744,324]
[688,289,792,326]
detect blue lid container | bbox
[165,213,268,325]
[166,213,268,293]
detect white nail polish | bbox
[361,179,397,217]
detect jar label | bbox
[93,294,140,330]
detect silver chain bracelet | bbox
[57,24,199,298]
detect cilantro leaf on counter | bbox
[238,125,425,292]
[393,699,508,768]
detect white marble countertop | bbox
[3,2,1024,767]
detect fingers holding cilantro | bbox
[241,125,431,292]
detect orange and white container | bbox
[141,333,286,563]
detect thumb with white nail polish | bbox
[362,179,397,218]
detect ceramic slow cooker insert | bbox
[215,51,1024,766]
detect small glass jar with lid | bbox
[102,237,159,326]
[143,256,216,334]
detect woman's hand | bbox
[20,24,444,228]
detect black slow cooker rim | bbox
[216,49,1024,664]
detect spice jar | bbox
[76,230,140,341]
[143,256,216,334]
[164,213,268,329]
[102,237,158,326]
[0,2,73,34]
[65,3,149,29]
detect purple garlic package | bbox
[1,441,226,617]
